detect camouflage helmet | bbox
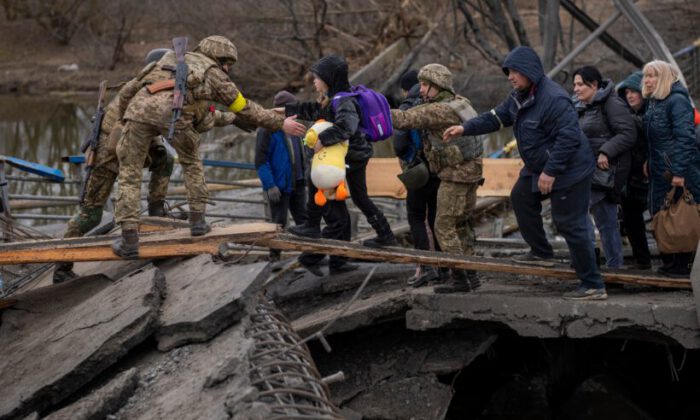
[418,63,455,94]
[397,160,429,190]
[144,48,171,64]
[195,35,238,65]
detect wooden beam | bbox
[0,223,280,265]
[258,235,690,289]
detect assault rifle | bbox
[79,80,108,205]
[167,37,188,143]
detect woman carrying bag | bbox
[642,60,700,278]
[573,66,637,268]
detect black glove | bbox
[266,186,282,204]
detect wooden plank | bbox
[480,158,523,197]
[0,223,279,265]
[365,158,407,199]
[259,234,691,289]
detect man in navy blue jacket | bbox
[444,46,606,300]
[255,90,308,261]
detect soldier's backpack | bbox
[332,85,393,142]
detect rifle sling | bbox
[146,79,176,94]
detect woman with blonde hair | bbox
[642,60,700,277]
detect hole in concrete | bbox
[309,323,700,420]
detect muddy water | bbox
[0,95,512,225]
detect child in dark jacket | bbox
[285,54,397,275]
[255,90,308,261]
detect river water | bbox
[0,94,511,225]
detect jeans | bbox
[511,175,604,290]
[589,190,624,268]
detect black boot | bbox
[53,262,77,284]
[659,253,675,270]
[434,269,473,294]
[148,200,167,217]
[658,252,691,278]
[112,229,139,260]
[407,266,438,288]
[190,212,211,236]
[288,223,321,239]
[362,214,397,248]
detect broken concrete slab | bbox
[344,375,452,420]
[322,263,415,294]
[407,279,700,349]
[156,255,269,351]
[113,320,259,420]
[44,368,139,420]
[291,287,412,336]
[0,265,164,420]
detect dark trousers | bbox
[406,176,441,252]
[345,159,385,223]
[511,175,604,289]
[269,180,308,258]
[620,194,651,266]
[298,179,351,269]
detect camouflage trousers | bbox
[115,120,207,229]
[434,180,478,255]
[64,156,171,238]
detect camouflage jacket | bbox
[391,91,483,183]
[121,51,283,132]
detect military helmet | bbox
[418,63,455,94]
[397,160,430,190]
[144,48,171,64]
[195,35,238,65]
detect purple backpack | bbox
[332,85,393,141]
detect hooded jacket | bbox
[574,79,636,198]
[616,71,649,199]
[285,54,373,163]
[461,46,594,192]
[392,83,426,164]
[643,81,700,214]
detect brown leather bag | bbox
[651,187,700,253]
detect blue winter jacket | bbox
[461,46,595,192]
[643,81,700,214]
[255,129,304,193]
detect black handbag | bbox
[591,163,616,190]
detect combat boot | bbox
[288,223,321,239]
[190,212,211,236]
[53,262,77,284]
[148,200,167,217]
[111,229,139,260]
[362,214,397,248]
[434,269,473,294]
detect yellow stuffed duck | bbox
[304,119,349,206]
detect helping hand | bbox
[283,115,306,137]
[267,186,282,204]
[538,172,555,195]
[597,153,609,170]
[442,125,464,143]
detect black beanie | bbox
[400,69,419,91]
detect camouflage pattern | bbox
[417,63,455,94]
[435,181,477,255]
[194,35,238,63]
[116,121,207,229]
[391,91,483,184]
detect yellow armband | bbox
[228,92,247,113]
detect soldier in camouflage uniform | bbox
[53,48,237,282]
[112,35,305,259]
[391,63,483,293]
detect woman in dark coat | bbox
[642,60,700,278]
[573,66,636,268]
[616,71,652,269]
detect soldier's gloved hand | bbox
[267,186,282,204]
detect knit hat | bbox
[400,69,419,91]
[273,90,297,106]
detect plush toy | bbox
[304,119,349,206]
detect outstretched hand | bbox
[443,125,464,142]
[283,115,306,137]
